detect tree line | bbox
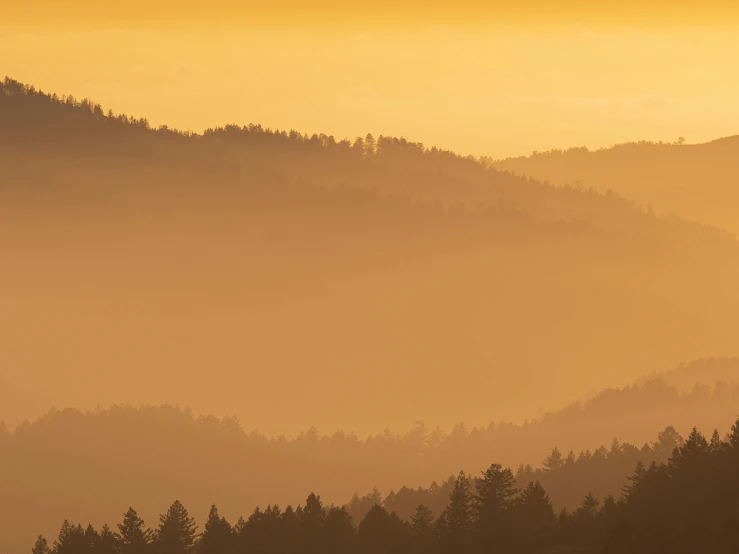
[345,425,686,523]
[33,418,739,554]
[5,75,727,245]
[3,374,739,554]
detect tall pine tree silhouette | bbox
[441,471,474,554]
[155,501,198,554]
[117,507,153,554]
[198,505,232,554]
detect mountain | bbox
[638,356,739,392]
[489,136,739,235]
[2,76,739,437]
[1,372,738,553]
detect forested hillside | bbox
[29,419,739,554]
[489,137,739,235]
[346,425,685,524]
[2,77,739,437]
[3,77,739,552]
[2,373,739,553]
[639,356,739,392]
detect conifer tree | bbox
[442,471,474,554]
[53,521,86,554]
[474,463,517,549]
[516,481,556,530]
[322,507,354,554]
[117,508,153,554]
[410,505,434,535]
[32,535,51,554]
[542,447,564,471]
[475,463,517,515]
[97,525,119,554]
[709,429,724,454]
[728,416,739,449]
[410,506,435,554]
[355,506,410,554]
[576,492,600,520]
[669,427,709,475]
[198,505,232,554]
[301,493,326,554]
[84,525,100,550]
[622,460,646,498]
[155,501,198,554]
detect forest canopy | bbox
[30,417,739,554]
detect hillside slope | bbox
[2,76,739,436]
[490,137,739,235]
[2,374,739,553]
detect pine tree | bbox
[442,471,474,554]
[474,463,517,549]
[475,463,517,515]
[542,447,564,471]
[652,426,684,460]
[729,416,739,449]
[322,507,354,554]
[53,521,86,554]
[364,134,376,157]
[622,461,646,498]
[32,535,51,554]
[576,492,600,520]
[84,525,100,553]
[356,506,410,554]
[410,505,435,554]
[709,429,724,454]
[301,493,326,554]
[155,501,198,554]
[117,508,153,554]
[411,505,434,535]
[97,525,119,554]
[669,427,709,475]
[516,481,555,530]
[198,505,232,554]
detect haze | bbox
[3,3,739,553]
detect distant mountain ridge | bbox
[636,356,739,392]
[489,135,739,235]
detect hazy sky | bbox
[4,14,739,158]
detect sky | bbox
[4,3,739,158]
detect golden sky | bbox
[6,1,739,25]
[5,1,739,157]
[5,22,739,158]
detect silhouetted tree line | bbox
[344,426,685,523]
[32,418,739,554]
[4,374,739,554]
[2,75,729,245]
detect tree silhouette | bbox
[197,505,231,554]
[32,535,51,554]
[154,501,198,554]
[440,471,474,554]
[516,481,556,532]
[97,525,119,554]
[355,506,410,554]
[474,463,517,550]
[322,507,354,554]
[410,505,435,554]
[117,508,153,554]
[33,422,739,554]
